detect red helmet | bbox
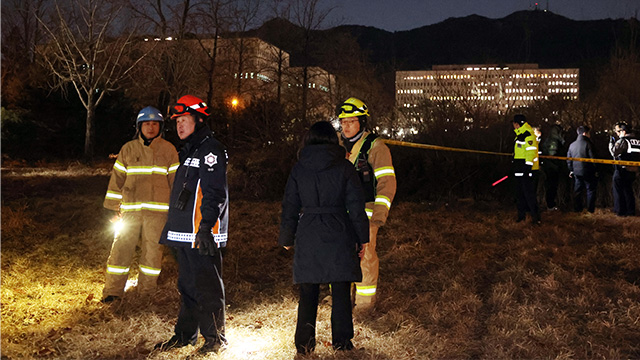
[170,95,209,119]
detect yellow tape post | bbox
[383,139,640,167]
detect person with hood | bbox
[567,126,598,213]
[539,123,566,210]
[102,106,179,303]
[279,121,369,355]
[512,114,540,224]
[155,95,229,355]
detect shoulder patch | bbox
[204,152,218,167]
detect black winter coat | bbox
[160,125,229,248]
[567,134,597,176]
[278,143,369,284]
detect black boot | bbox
[154,335,195,351]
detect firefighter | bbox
[512,114,541,224]
[609,122,640,216]
[155,95,229,355]
[102,106,179,303]
[336,97,396,314]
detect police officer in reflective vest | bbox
[512,114,541,224]
[102,106,179,303]
[336,97,396,314]
[609,122,640,216]
[156,95,229,355]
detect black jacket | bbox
[160,125,229,248]
[567,134,596,176]
[279,144,369,284]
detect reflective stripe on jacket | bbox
[160,125,229,249]
[345,131,397,226]
[513,122,539,173]
[104,136,179,214]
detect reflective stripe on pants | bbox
[354,224,379,305]
[103,213,166,298]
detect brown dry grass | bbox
[2,170,640,360]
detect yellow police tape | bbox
[383,139,640,167]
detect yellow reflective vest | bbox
[104,136,180,214]
[513,122,539,172]
[344,131,397,226]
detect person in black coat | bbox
[279,121,369,355]
[539,124,566,210]
[567,126,598,213]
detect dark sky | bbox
[322,0,640,31]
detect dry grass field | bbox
[2,164,640,359]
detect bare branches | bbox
[37,0,153,157]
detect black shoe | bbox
[333,340,354,351]
[101,295,120,303]
[197,340,227,355]
[296,342,316,355]
[154,335,195,351]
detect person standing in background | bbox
[539,124,566,211]
[512,114,540,224]
[609,122,640,216]
[567,126,597,213]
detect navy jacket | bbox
[279,144,369,284]
[567,134,596,176]
[160,125,229,249]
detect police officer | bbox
[336,97,396,315]
[609,122,639,216]
[155,95,229,354]
[102,106,179,303]
[512,114,540,224]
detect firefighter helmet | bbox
[335,97,370,119]
[136,106,164,124]
[170,95,209,119]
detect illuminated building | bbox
[396,64,579,112]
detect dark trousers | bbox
[295,282,353,353]
[573,173,597,213]
[613,169,636,216]
[174,247,226,345]
[515,173,540,221]
[543,164,561,208]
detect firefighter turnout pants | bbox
[103,213,166,298]
[354,224,379,306]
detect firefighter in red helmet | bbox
[155,95,229,355]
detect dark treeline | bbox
[2,1,639,203]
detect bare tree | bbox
[38,0,151,158]
[126,0,199,110]
[2,0,48,64]
[194,0,234,106]
[227,0,263,98]
[289,0,332,123]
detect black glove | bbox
[195,227,217,256]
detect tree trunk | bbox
[84,98,95,159]
[301,65,308,123]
